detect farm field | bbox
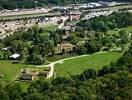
[55,52,122,77]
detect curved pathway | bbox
[36,51,105,78]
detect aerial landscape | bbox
[0,0,132,99]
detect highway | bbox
[0,4,132,20]
[90,4,132,12]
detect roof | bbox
[9,53,20,59]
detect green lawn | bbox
[0,60,27,81]
[55,52,122,77]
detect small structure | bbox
[20,68,50,81]
[55,43,77,54]
[9,53,20,60]
[69,11,81,21]
[21,73,35,80]
[63,25,71,35]
[21,69,38,81]
[1,46,11,51]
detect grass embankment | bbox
[55,52,122,77]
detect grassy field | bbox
[0,60,27,81]
[55,52,122,77]
[43,24,57,31]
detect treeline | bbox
[77,12,132,32]
[0,43,132,100]
[0,0,132,10]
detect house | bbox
[55,43,77,54]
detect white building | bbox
[9,53,20,59]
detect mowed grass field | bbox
[0,60,28,81]
[55,52,122,77]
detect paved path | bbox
[36,51,105,79]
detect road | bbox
[90,4,132,12]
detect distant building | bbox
[69,11,81,21]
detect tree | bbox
[0,43,4,50]
[0,51,4,60]
[4,83,22,100]
[27,54,45,65]
[24,93,45,100]
[78,46,87,55]
[80,69,97,80]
